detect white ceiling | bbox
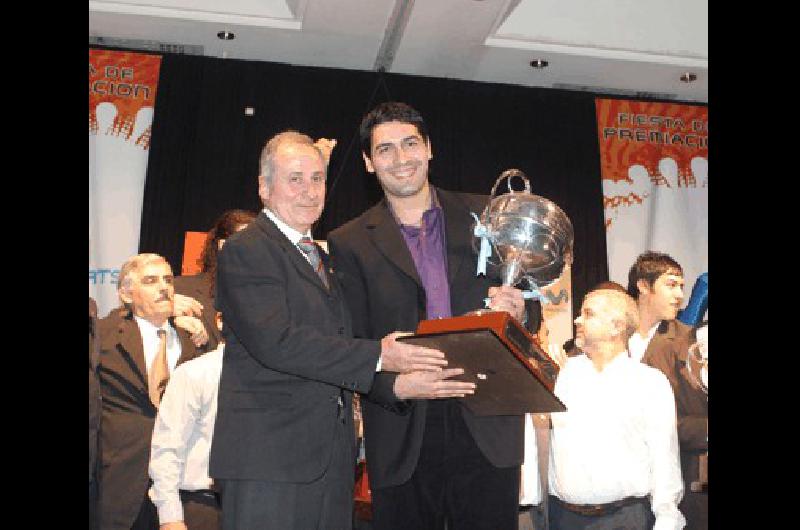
[89,0,708,102]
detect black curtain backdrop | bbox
[135,51,610,319]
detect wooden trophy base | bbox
[398,311,565,415]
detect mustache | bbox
[155,293,172,303]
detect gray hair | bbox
[117,253,171,306]
[258,130,325,187]
[586,288,640,342]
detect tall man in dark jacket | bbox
[208,130,473,530]
[328,102,531,530]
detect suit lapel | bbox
[364,200,423,287]
[643,320,673,365]
[438,188,475,287]
[256,212,330,293]
[173,320,198,366]
[117,314,148,388]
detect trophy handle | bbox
[481,169,532,223]
[488,169,531,199]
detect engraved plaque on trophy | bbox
[400,169,573,415]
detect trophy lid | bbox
[476,170,573,289]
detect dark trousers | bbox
[180,490,222,530]
[518,504,546,530]
[219,416,355,530]
[371,400,519,530]
[130,494,159,530]
[549,496,654,530]
[89,481,99,530]
[680,490,708,530]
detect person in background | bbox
[149,312,227,530]
[627,251,707,530]
[519,301,548,530]
[97,253,208,530]
[173,209,257,350]
[548,288,684,530]
[90,297,101,530]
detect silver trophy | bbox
[473,169,574,302]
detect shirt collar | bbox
[386,187,442,229]
[575,350,631,374]
[632,321,661,344]
[133,314,171,336]
[263,207,312,246]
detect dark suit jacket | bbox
[174,272,222,350]
[208,212,381,484]
[97,310,202,530]
[327,188,525,490]
[642,319,708,504]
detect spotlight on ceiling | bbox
[680,72,697,83]
[530,59,549,69]
[217,31,235,41]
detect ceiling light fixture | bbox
[530,59,549,69]
[217,31,235,40]
[680,72,697,83]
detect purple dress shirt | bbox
[395,196,452,320]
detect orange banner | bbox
[89,49,162,146]
[595,97,708,296]
[595,98,708,184]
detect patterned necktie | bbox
[149,329,170,408]
[297,237,329,289]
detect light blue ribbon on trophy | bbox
[472,212,543,304]
[472,212,492,276]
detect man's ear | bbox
[608,316,623,338]
[362,152,375,174]
[426,138,433,161]
[636,278,651,296]
[118,286,133,306]
[258,174,269,204]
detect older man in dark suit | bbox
[208,130,473,530]
[97,253,208,530]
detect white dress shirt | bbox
[519,412,542,506]
[627,321,660,363]
[549,353,685,530]
[149,345,224,524]
[133,315,181,373]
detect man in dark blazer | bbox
[208,131,471,530]
[327,102,532,530]
[628,251,708,530]
[98,253,207,530]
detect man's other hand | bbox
[393,368,476,399]
[486,285,525,323]
[173,293,203,318]
[174,316,209,347]
[379,331,447,373]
